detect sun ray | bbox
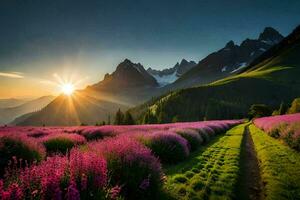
[51,73,88,96]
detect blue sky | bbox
[0,0,300,98]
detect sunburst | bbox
[60,83,75,96]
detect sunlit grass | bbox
[249,124,300,200]
[209,66,291,86]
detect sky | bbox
[0,0,300,98]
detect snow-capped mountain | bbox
[173,27,284,88]
[147,59,196,86]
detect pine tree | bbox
[107,115,111,125]
[172,115,179,123]
[124,111,135,125]
[157,111,167,123]
[114,109,124,125]
[143,111,150,124]
[278,102,286,115]
[143,109,157,124]
[150,111,158,124]
[287,98,300,114]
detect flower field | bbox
[254,113,300,150]
[0,120,241,200]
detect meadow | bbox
[1,115,300,200]
[0,120,240,200]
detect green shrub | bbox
[248,104,272,119]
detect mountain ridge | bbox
[0,95,55,125]
[147,59,196,86]
[15,26,287,126]
[170,27,284,89]
[134,25,300,123]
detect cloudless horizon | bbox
[0,0,300,98]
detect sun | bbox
[61,83,75,96]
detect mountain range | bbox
[0,96,55,125]
[134,25,300,123]
[168,27,284,89]
[147,59,196,86]
[0,98,29,109]
[12,26,297,126]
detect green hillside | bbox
[136,26,300,123]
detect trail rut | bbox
[235,125,262,200]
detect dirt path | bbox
[235,125,263,200]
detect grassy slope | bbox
[162,123,247,200]
[210,42,300,86]
[249,124,300,200]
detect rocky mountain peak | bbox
[180,59,188,65]
[98,59,158,89]
[259,27,284,43]
[116,58,133,70]
[225,40,235,49]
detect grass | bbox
[162,123,247,200]
[209,65,291,86]
[249,124,300,200]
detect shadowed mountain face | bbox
[147,59,196,86]
[171,27,284,89]
[85,59,162,105]
[92,59,158,90]
[134,26,300,123]
[18,92,129,126]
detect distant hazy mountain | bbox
[133,25,300,123]
[0,98,29,108]
[10,112,35,125]
[171,27,284,89]
[147,59,196,86]
[0,96,55,125]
